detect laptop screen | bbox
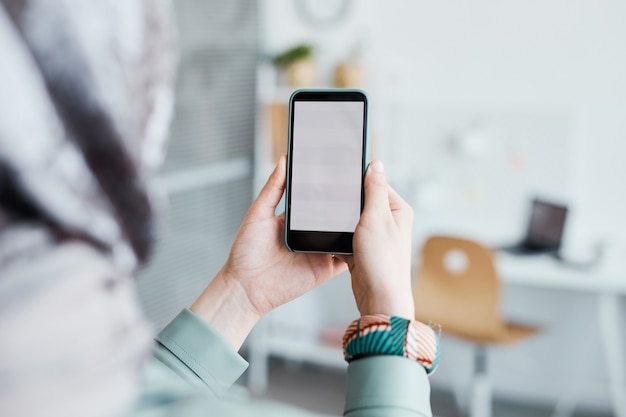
[525,199,568,249]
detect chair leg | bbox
[469,344,492,417]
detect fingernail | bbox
[370,160,384,173]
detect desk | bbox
[496,253,626,417]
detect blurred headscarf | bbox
[0,1,176,416]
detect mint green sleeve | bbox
[126,308,433,417]
[153,308,248,396]
[345,356,433,417]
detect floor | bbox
[247,359,613,417]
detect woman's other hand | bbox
[340,160,415,320]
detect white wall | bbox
[259,0,626,411]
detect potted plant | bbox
[273,44,317,87]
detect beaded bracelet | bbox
[342,314,441,374]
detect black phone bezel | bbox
[284,89,368,254]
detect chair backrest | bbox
[414,235,504,342]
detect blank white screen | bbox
[291,101,364,232]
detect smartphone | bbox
[284,89,369,254]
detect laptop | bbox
[501,199,568,255]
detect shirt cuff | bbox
[155,308,248,397]
[345,356,433,417]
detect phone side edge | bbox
[361,90,370,216]
[283,90,301,253]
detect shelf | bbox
[267,337,347,370]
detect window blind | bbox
[137,0,257,330]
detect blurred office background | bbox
[136,1,626,416]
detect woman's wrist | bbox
[190,269,261,351]
[355,283,415,320]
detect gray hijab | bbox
[0,0,175,269]
[0,1,176,416]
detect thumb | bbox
[362,160,390,217]
[249,154,286,219]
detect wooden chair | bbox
[413,235,538,417]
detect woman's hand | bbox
[340,160,415,320]
[191,155,346,350]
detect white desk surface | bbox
[491,252,626,417]
[496,252,626,294]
